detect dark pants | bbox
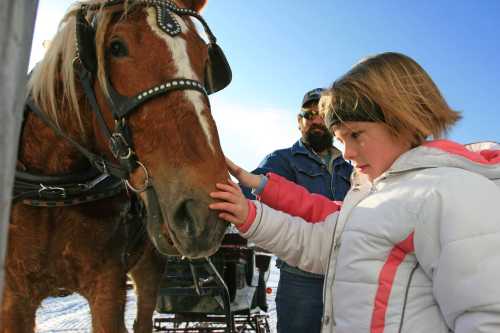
[275,270,324,333]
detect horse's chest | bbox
[8,202,128,287]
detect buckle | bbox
[38,184,66,198]
[110,132,133,160]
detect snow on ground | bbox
[35,259,279,333]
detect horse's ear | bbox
[177,0,208,13]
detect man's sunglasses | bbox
[299,109,322,120]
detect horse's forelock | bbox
[95,1,144,100]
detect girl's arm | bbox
[257,172,341,222]
[226,157,340,223]
[415,172,500,332]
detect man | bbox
[245,88,352,333]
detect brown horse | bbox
[2,0,230,332]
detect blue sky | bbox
[30,1,500,170]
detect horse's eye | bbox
[109,39,128,58]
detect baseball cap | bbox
[301,88,325,108]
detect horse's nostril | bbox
[173,199,199,236]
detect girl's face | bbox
[332,122,411,182]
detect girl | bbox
[209,52,500,333]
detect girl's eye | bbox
[351,131,362,139]
[109,39,128,58]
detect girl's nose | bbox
[343,143,356,161]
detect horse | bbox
[2,0,231,332]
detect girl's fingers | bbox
[214,182,241,195]
[209,201,237,212]
[210,191,230,201]
[226,180,244,193]
[210,190,240,204]
[209,201,245,216]
[209,202,246,225]
[217,212,243,225]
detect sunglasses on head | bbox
[299,109,321,120]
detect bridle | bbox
[16,0,231,205]
[74,0,232,188]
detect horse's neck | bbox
[18,101,94,175]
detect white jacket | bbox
[241,140,500,333]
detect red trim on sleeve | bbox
[370,232,415,333]
[424,140,500,164]
[236,200,256,233]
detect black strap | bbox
[77,65,139,173]
[77,67,114,143]
[13,170,123,203]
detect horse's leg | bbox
[129,244,164,333]
[0,287,40,333]
[86,269,128,333]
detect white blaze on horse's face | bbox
[145,7,215,153]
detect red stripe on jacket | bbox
[371,232,415,333]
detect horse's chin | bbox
[162,209,228,259]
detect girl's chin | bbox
[355,167,378,182]
[356,165,369,173]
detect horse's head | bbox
[30,0,231,258]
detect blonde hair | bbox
[320,52,461,146]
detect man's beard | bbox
[303,125,333,152]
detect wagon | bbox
[153,230,272,333]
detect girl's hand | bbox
[209,179,249,225]
[225,157,261,189]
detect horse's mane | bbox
[27,0,139,138]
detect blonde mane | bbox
[27,0,137,138]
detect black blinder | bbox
[75,9,97,75]
[205,43,232,95]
